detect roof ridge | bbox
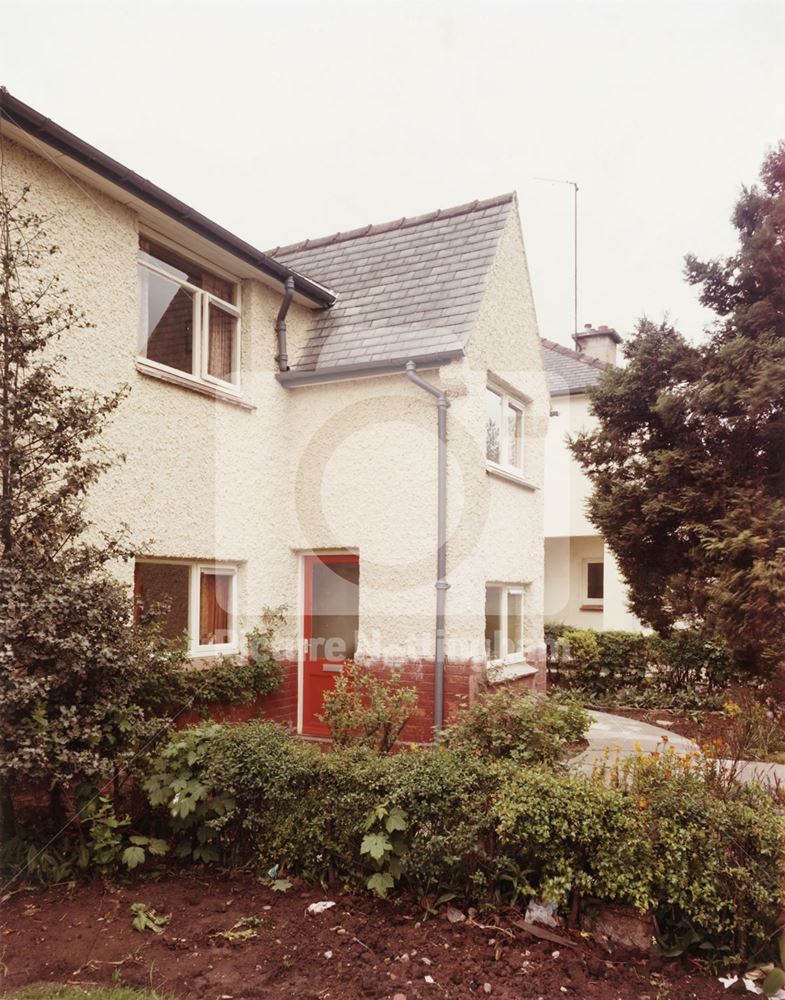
[541,337,609,371]
[268,192,516,257]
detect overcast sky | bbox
[3,0,785,348]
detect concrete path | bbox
[571,711,785,787]
[571,710,697,773]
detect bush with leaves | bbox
[135,614,285,715]
[442,687,590,765]
[319,661,419,753]
[143,723,238,863]
[547,623,735,706]
[0,183,192,837]
[143,718,784,961]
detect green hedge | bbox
[144,715,784,961]
[544,623,736,703]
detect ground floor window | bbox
[582,558,604,608]
[485,584,524,662]
[134,560,237,655]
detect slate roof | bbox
[541,338,609,396]
[268,194,515,375]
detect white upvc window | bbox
[485,584,525,664]
[137,237,241,392]
[582,559,605,608]
[486,385,525,476]
[134,559,238,656]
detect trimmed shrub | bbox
[442,688,590,765]
[143,719,785,961]
[547,624,735,704]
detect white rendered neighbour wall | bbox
[544,386,643,631]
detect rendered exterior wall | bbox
[543,388,643,631]
[4,135,547,733]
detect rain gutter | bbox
[0,88,335,309]
[275,349,464,387]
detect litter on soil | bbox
[0,871,733,999]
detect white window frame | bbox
[136,559,239,657]
[137,239,242,394]
[486,385,526,478]
[485,583,525,666]
[582,558,605,608]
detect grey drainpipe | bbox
[275,276,295,371]
[404,361,449,736]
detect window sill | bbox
[486,658,539,684]
[579,604,603,612]
[187,646,240,661]
[486,463,538,491]
[135,359,256,411]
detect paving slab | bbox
[570,710,785,787]
[571,710,696,773]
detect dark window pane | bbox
[485,586,502,659]
[139,239,203,287]
[139,265,195,374]
[587,562,604,600]
[135,562,189,641]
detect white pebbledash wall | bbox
[3,134,548,726]
[543,386,643,632]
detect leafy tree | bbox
[0,181,176,836]
[571,142,785,683]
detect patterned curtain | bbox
[203,271,236,382]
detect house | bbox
[0,89,549,741]
[542,326,643,631]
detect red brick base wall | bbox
[179,654,546,742]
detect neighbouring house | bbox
[0,89,549,741]
[542,326,644,632]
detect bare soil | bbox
[603,708,731,748]
[0,872,731,999]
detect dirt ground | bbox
[0,872,732,1000]
[603,708,731,748]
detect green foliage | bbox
[571,143,785,681]
[720,693,785,760]
[135,612,285,713]
[130,902,171,934]
[144,719,784,961]
[591,747,785,956]
[442,687,590,765]
[319,661,419,753]
[360,804,408,897]
[143,723,235,863]
[547,623,734,705]
[0,185,185,837]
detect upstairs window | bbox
[486,386,525,476]
[137,238,240,389]
[134,560,238,655]
[485,584,524,663]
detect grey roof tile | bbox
[269,194,514,374]
[541,338,609,395]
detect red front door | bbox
[302,554,360,736]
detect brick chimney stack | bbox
[573,323,621,366]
